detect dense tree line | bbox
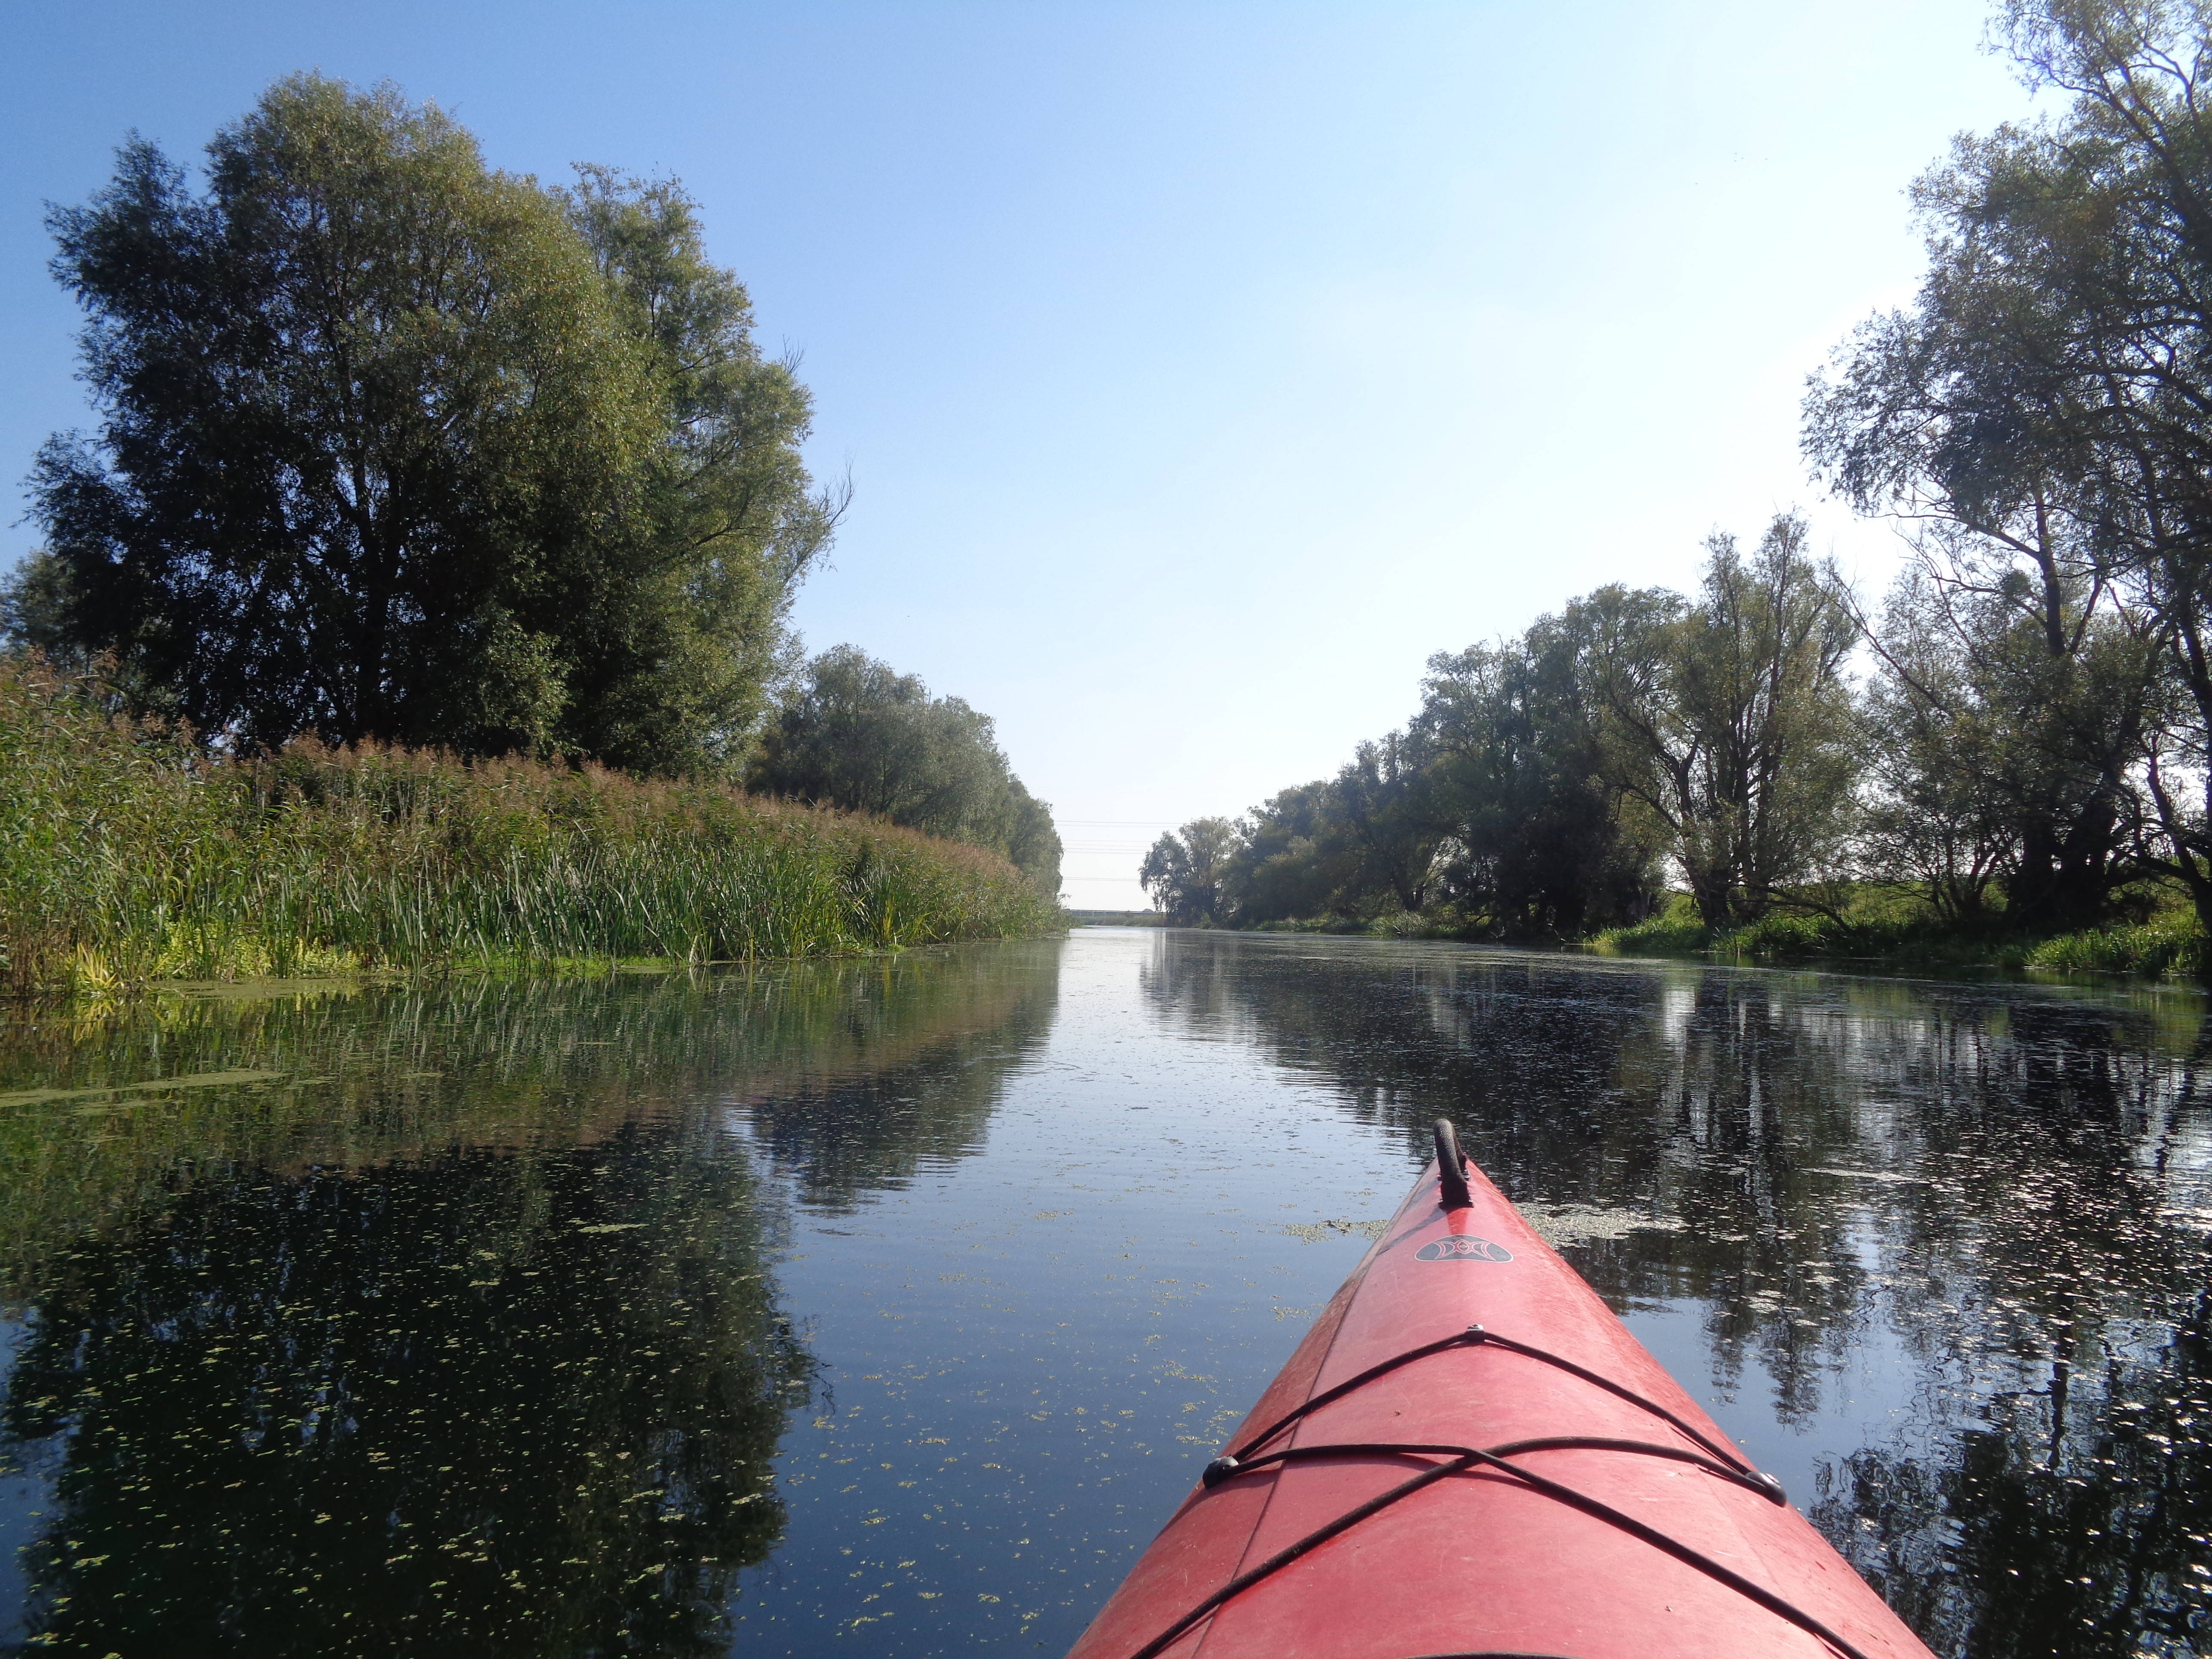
[1144,517,1853,933]
[1,75,1060,896]
[1146,1,2212,945]
[748,645,1061,894]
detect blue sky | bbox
[2,2,2033,905]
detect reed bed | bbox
[0,658,1061,996]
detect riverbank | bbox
[1589,893,2210,978]
[1239,891,2210,979]
[0,658,1062,997]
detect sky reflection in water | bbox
[0,930,2207,1657]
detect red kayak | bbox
[1066,1124,1936,1659]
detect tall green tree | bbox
[747,645,1062,894]
[1588,518,1860,926]
[1139,818,1241,924]
[1215,737,1452,928]
[1853,544,2154,927]
[27,76,834,772]
[1854,567,2025,922]
[1419,620,1663,937]
[1804,0,2212,928]
[558,167,843,774]
[0,550,88,672]
[1329,730,1446,915]
[1225,782,1358,924]
[1187,529,1847,939]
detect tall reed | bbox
[0,658,1060,995]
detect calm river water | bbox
[0,928,2207,1657]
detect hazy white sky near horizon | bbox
[0,2,2038,907]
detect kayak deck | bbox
[1066,1125,1935,1659]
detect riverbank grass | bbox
[0,659,1061,996]
[1592,889,2211,977]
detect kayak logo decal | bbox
[1415,1235,1513,1263]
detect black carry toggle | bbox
[1434,1118,1473,1210]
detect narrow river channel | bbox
[1,928,2207,1656]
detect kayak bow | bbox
[1065,1122,1935,1659]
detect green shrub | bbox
[2023,918,2211,978]
[1590,883,2212,979]
[1593,894,1713,955]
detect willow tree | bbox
[1586,519,1860,926]
[748,645,1063,894]
[1418,622,1665,938]
[558,167,842,773]
[1139,818,1241,924]
[1225,781,1356,923]
[1804,0,2212,927]
[27,75,836,772]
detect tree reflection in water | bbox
[1817,1305,2212,1659]
[8,929,2203,1656]
[1139,931,2212,1657]
[4,1129,806,1656]
[0,942,1061,1656]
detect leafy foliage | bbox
[558,166,844,774]
[24,76,836,774]
[1854,553,2155,928]
[1138,818,1241,925]
[747,645,1062,897]
[1189,522,1850,939]
[1805,0,2212,934]
[1586,517,1860,926]
[1418,614,1666,937]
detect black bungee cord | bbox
[1114,1122,1869,1659]
[1132,1437,1868,1659]
[1209,1321,1767,1487]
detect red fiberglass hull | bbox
[1065,1140,1935,1659]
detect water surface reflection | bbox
[6,1131,803,1655]
[0,949,1057,1655]
[0,933,2205,1656]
